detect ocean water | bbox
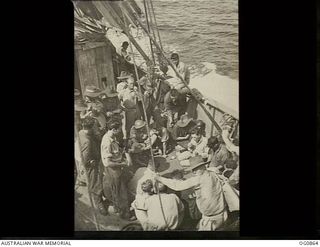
[139,0,238,80]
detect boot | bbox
[120,210,137,221]
[97,202,108,216]
[92,194,109,216]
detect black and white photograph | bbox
[74,0,239,232]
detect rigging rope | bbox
[121,4,222,132]
[149,0,163,50]
[143,0,156,65]
[122,6,169,230]
[146,0,157,44]
[146,0,160,65]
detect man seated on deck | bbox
[171,114,196,151]
[217,114,239,186]
[154,155,228,231]
[220,114,239,155]
[117,41,131,63]
[176,128,208,164]
[164,89,187,128]
[127,120,165,168]
[166,52,190,94]
[193,119,206,137]
[207,135,233,172]
[206,133,239,190]
[130,157,162,222]
[133,179,185,231]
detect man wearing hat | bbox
[171,114,196,149]
[83,85,105,114]
[84,85,104,98]
[116,71,132,94]
[81,86,106,140]
[98,86,125,140]
[128,120,168,166]
[154,155,228,231]
[77,116,108,216]
[128,120,148,147]
[99,87,120,111]
[129,119,169,157]
[117,41,131,62]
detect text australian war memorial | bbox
[74,0,239,231]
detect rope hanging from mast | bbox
[146,0,157,45]
[149,0,163,50]
[146,0,162,67]
[143,0,156,65]
[121,6,169,230]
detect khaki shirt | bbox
[143,193,184,230]
[158,170,225,217]
[167,61,190,84]
[119,88,139,109]
[101,131,123,167]
[116,81,127,94]
[188,136,208,156]
[209,144,231,168]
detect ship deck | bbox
[75,149,239,231]
[75,149,196,231]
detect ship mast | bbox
[91,0,225,231]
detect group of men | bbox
[74,52,239,230]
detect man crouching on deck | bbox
[153,156,228,231]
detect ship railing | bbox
[197,95,239,138]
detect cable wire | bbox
[143,0,156,65]
[149,0,163,50]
